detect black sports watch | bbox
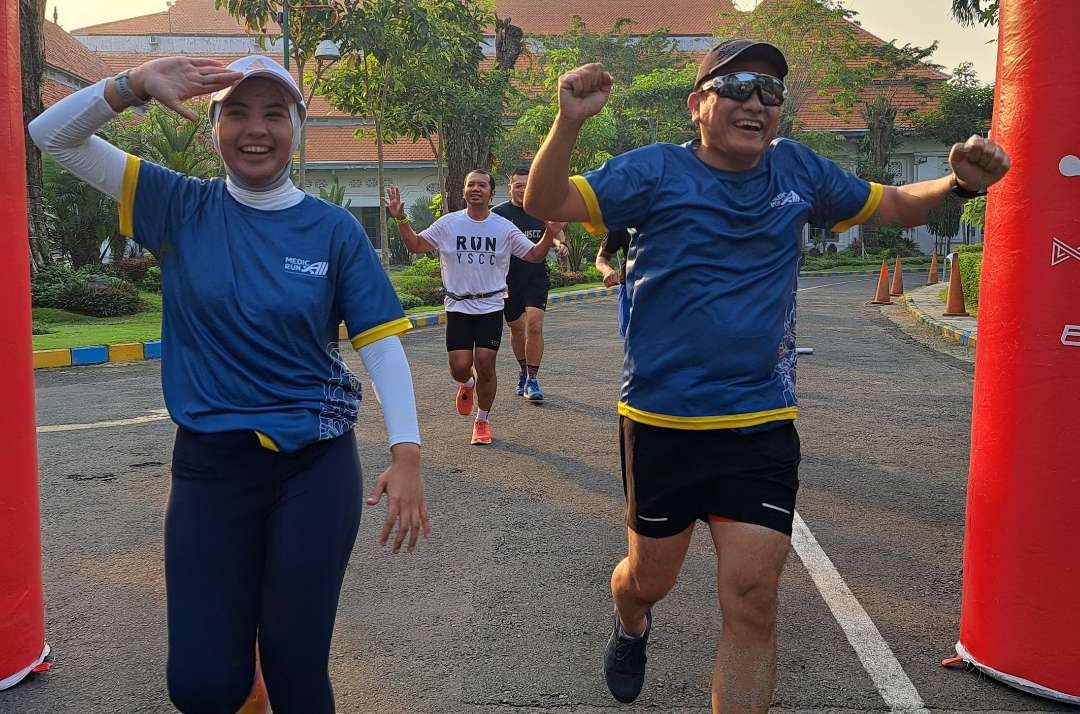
[114,69,150,107]
[950,174,986,200]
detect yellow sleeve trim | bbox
[832,181,884,234]
[255,431,280,452]
[569,175,608,236]
[119,154,141,238]
[350,316,413,350]
[618,402,798,430]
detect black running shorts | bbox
[446,310,504,352]
[504,271,550,323]
[619,417,801,538]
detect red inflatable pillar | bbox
[957,0,1080,703]
[0,0,48,692]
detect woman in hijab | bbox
[30,55,429,713]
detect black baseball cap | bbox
[694,39,789,89]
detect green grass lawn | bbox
[32,292,164,351]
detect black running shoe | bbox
[603,610,651,703]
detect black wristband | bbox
[950,174,986,200]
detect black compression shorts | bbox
[504,271,550,322]
[445,310,504,352]
[619,417,800,537]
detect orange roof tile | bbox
[76,0,724,37]
[42,79,77,107]
[303,126,437,163]
[45,20,111,82]
[494,0,733,35]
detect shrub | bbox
[546,263,569,288]
[390,275,444,306]
[141,266,162,293]
[400,256,441,279]
[57,280,144,317]
[397,293,425,310]
[877,224,923,258]
[110,256,158,284]
[32,320,52,335]
[582,265,603,283]
[956,243,983,311]
[31,265,87,307]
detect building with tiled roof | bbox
[42,20,112,106]
[65,0,966,251]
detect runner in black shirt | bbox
[596,228,634,336]
[492,166,568,402]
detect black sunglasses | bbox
[700,72,787,107]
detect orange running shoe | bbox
[471,419,492,445]
[456,382,475,416]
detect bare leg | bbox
[611,525,695,635]
[523,307,545,367]
[448,350,474,384]
[508,314,527,365]
[708,519,790,714]
[473,347,499,412]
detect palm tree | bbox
[117,103,223,178]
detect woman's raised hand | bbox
[129,58,244,121]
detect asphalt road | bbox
[4,274,1071,713]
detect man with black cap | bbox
[524,39,1010,712]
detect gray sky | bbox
[48,0,999,82]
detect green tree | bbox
[21,0,49,269]
[42,155,120,267]
[713,0,870,139]
[497,18,689,173]
[315,0,443,264]
[438,13,525,212]
[951,0,999,27]
[378,0,493,210]
[914,63,994,146]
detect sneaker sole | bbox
[471,438,492,445]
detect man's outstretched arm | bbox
[875,135,1010,228]
[524,63,613,223]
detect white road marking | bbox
[798,277,875,292]
[37,409,171,433]
[791,512,929,713]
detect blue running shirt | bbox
[571,139,883,430]
[119,157,411,452]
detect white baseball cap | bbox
[209,55,307,121]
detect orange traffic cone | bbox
[889,256,904,296]
[237,655,269,714]
[926,252,939,285]
[942,254,969,317]
[869,258,893,305]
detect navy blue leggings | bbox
[165,427,362,714]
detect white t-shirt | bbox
[420,209,537,314]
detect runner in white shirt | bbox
[388,170,563,445]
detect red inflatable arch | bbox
[0,0,48,692]
[957,0,1080,703]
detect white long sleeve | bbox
[358,336,421,447]
[28,80,127,200]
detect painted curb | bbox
[899,293,977,349]
[33,285,624,370]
